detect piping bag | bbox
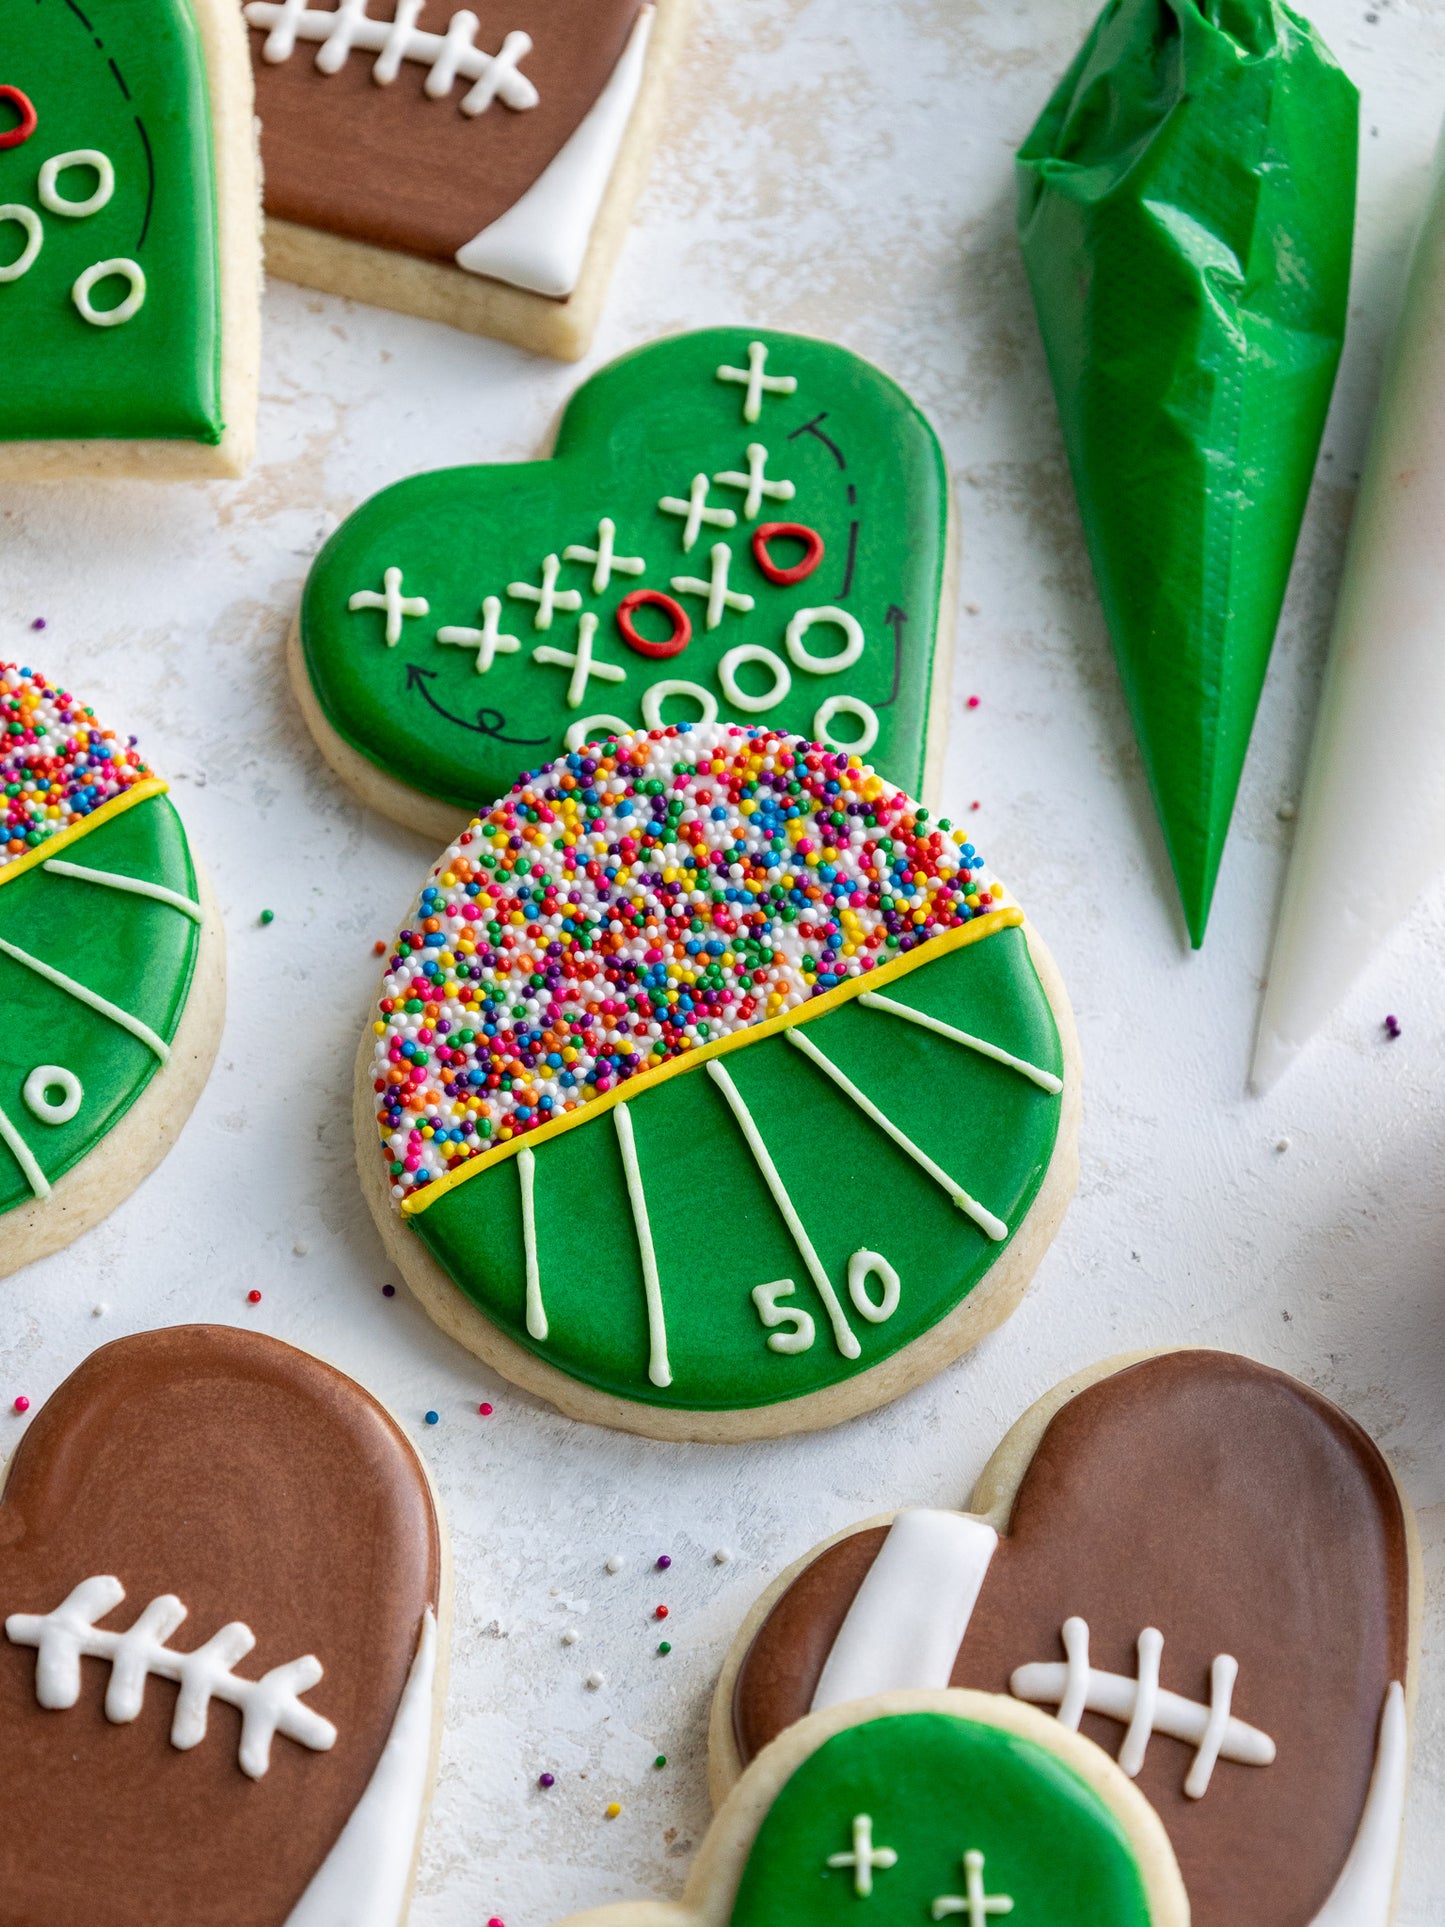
[1017,0,1358,946]
[1254,130,1445,1089]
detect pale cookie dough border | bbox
[0,861,227,1281]
[0,0,262,482]
[261,0,695,362]
[555,1689,1188,1927]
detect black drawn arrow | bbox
[405,664,552,746]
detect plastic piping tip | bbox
[1249,1023,1298,1096]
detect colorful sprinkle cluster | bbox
[372,723,1000,1201]
[0,664,149,868]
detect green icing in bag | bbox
[1017,0,1357,943]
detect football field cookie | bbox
[356,722,1078,1441]
[714,1349,1419,1925]
[0,1324,448,1926]
[0,0,261,479]
[293,328,956,842]
[244,0,690,359]
[0,664,225,1280]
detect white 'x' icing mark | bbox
[242,0,539,114]
[1009,1617,1276,1799]
[715,341,799,423]
[931,1851,1014,1924]
[533,613,627,710]
[658,475,736,553]
[6,1575,337,1779]
[437,597,522,673]
[670,544,755,630]
[712,443,796,521]
[508,553,584,630]
[349,566,430,645]
[827,1814,898,1897]
[563,517,647,594]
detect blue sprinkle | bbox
[424,1410,440,1425]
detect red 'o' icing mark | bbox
[616,589,692,660]
[752,522,825,587]
[0,87,37,150]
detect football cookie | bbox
[355,721,1079,1441]
[0,1324,448,1925]
[0,663,226,1280]
[243,0,690,359]
[714,1349,1419,1926]
[555,1692,1187,1927]
[0,0,260,479]
[292,328,955,843]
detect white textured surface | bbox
[2,0,1443,1919]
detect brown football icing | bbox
[0,1324,440,1927]
[247,0,644,266]
[730,1351,1411,1927]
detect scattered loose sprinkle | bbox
[29,618,45,632]
[604,1802,621,1819]
[1277,800,1297,822]
[657,1640,672,1655]
[966,694,981,709]
[91,1302,108,1317]
[478,1401,493,1415]
[655,1554,672,1571]
[0,663,150,870]
[604,1555,623,1574]
[561,1628,579,1646]
[1276,1137,1291,1154]
[654,1755,667,1769]
[713,1548,731,1565]
[1384,1014,1402,1040]
[12,1396,29,1415]
[373,940,387,956]
[971,801,981,812]
[424,1410,439,1425]
[293,1240,309,1256]
[382,1283,396,1297]
[539,1772,555,1789]
[246,1289,262,1305]
[586,1671,605,1690]
[964,602,981,616]
[654,1605,669,1620]
[259,908,275,926]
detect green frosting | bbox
[0,0,223,444]
[1017,0,1357,945]
[730,1713,1153,1926]
[411,921,1063,1410]
[0,793,202,1215]
[300,329,948,812]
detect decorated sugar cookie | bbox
[294,329,955,842]
[244,0,690,359]
[356,722,1078,1441]
[556,1692,1186,1927]
[0,664,225,1279]
[0,0,260,479]
[715,1349,1418,1925]
[0,1324,447,1924]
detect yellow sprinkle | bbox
[605,1802,622,1819]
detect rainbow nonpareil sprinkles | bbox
[371,723,1000,1200]
[0,664,149,867]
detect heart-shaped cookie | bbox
[716,1349,1417,1926]
[293,328,954,841]
[0,1325,447,1926]
[0,0,259,478]
[555,1692,1186,1927]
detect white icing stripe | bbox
[0,1098,49,1201]
[42,857,203,921]
[454,6,653,298]
[0,936,169,1061]
[810,1511,999,1711]
[859,991,1064,1093]
[1310,1680,1407,1926]
[518,1147,546,1341]
[706,1059,859,1360]
[285,1610,439,1927]
[1118,1626,1163,1777]
[614,1102,671,1389]
[785,1029,1008,1242]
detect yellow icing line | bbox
[400,906,1024,1218]
[0,778,170,892]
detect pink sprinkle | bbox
[12,1396,29,1414]
[967,695,981,709]
[478,1402,493,1415]
[247,1289,263,1304]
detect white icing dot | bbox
[604,1555,623,1574]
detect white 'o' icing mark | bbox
[613,1101,671,1388]
[931,1850,1013,1923]
[518,1146,545,1340]
[719,642,790,715]
[716,341,799,424]
[750,1277,815,1353]
[785,1029,1007,1241]
[0,1098,49,1201]
[859,991,1063,1093]
[6,1575,336,1779]
[815,694,879,756]
[658,475,737,554]
[565,711,632,753]
[72,257,146,328]
[671,543,755,631]
[22,1065,82,1126]
[243,0,538,114]
[786,606,865,674]
[1009,1617,1276,1798]
[437,596,521,674]
[810,1511,998,1711]
[38,148,115,217]
[42,857,203,922]
[1311,1680,1407,1926]
[641,678,718,730]
[0,205,43,282]
[508,553,582,630]
[350,566,429,645]
[564,517,646,594]
[827,1814,898,1897]
[0,936,169,1062]
[706,1058,859,1360]
[847,1249,899,1323]
[534,612,626,710]
[712,444,796,521]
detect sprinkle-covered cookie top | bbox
[0,664,149,868]
[372,723,1002,1200]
